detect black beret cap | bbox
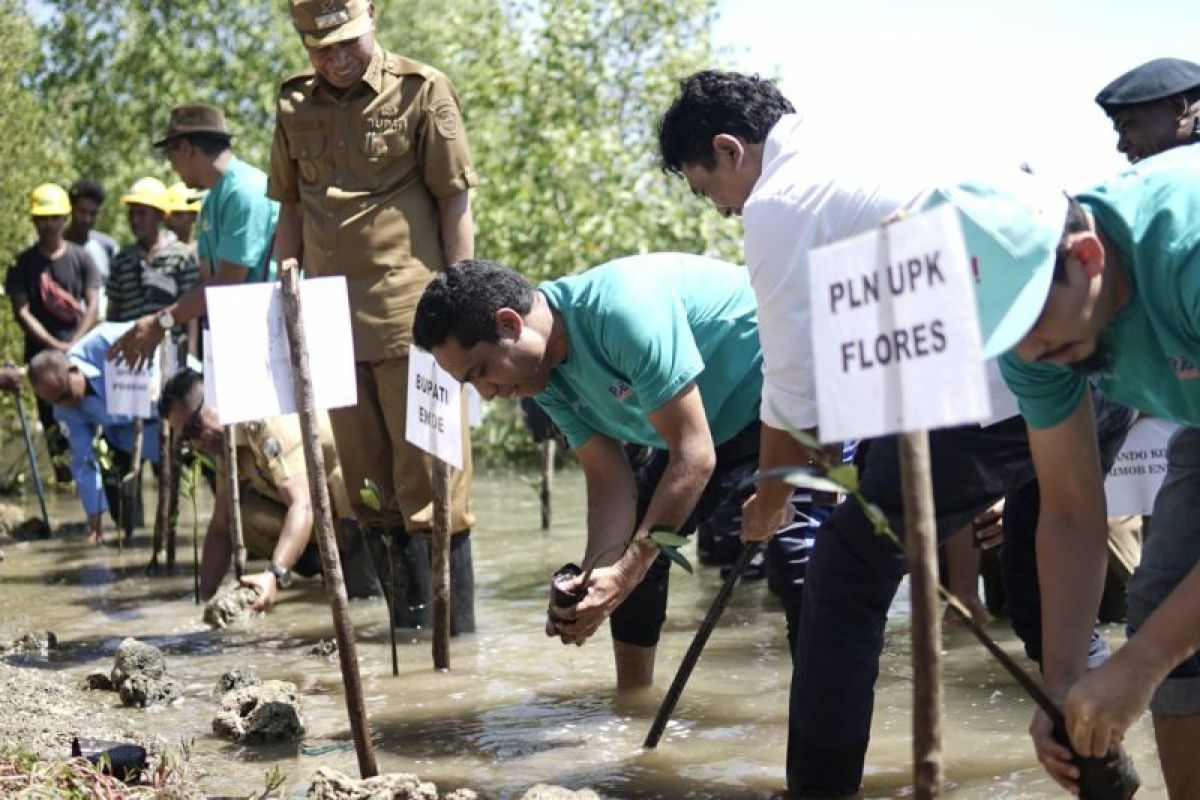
[1096,57,1200,115]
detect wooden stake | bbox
[13,394,50,530]
[165,432,181,576]
[153,423,173,571]
[898,430,942,798]
[432,459,452,670]
[540,438,555,530]
[279,259,378,778]
[224,424,246,580]
[120,420,145,551]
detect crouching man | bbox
[159,369,361,612]
[413,253,817,690]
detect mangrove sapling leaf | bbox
[659,544,695,574]
[753,466,845,495]
[359,479,383,512]
[826,463,860,492]
[649,527,689,548]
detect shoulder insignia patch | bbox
[430,97,460,140]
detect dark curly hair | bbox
[413,259,535,351]
[658,70,795,175]
[68,178,106,206]
[159,367,204,418]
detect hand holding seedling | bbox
[548,564,636,645]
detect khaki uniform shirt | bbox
[233,413,341,509]
[268,47,477,361]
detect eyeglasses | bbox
[180,396,205,441]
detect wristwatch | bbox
[156,310,175,330]
[266,562,292,588]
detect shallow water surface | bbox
[0,473,1164,798]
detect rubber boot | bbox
[388,529,433,629]
[339,520,383,599]
[450,530,476,635]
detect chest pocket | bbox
[362,128,411,160]
[289,128,327,184]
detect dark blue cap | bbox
[1096,57,1200,115]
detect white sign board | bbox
[808,205,991,442]
[202,328,216,410]
[205,277,357,425]
[406,346,463,469]
[104,359,158,418]
[1105,417,1178,516]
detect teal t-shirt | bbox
[1001,146,1200,428]
[535,253,763,450]
[197,157,280,284]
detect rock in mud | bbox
[307,767,442,799]
[81,670,113,691]
[1,630,57,653]
[442,790,479,800]
[213,680,305,744]
[11,518,51,540]
[0,503,25,537]
[203,583,261,628]
[110,638,166,685]
[308,638,338,658]
[214,668,261,697]
[118,673,181,708]
[518,786,601,800]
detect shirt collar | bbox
[751,114,806,198]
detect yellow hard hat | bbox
[165,182,203,214]
[120,177,171,214]
[29,183,71,217]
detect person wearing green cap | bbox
[105,177,199,324]
[656,69,1135,797]
[956,146,1200,797]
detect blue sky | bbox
[713,0,1200,189]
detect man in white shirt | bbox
[657,70,1133,797]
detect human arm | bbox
[741,422,822,541]
[199,478,233,601]
[554,384,716,644]
[437,191,473,265]
[1064,554,1200,758]
[241,473,314,612]
[67,287,99,346]
[13,303,70,351]
[273,200,304,265]
[1025,391,1111,791]
[107,260,249,369]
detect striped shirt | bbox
[106,234,198,322]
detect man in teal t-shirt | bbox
[947,147,1200,797]
[413,253,809,690]
[108,103,280,368]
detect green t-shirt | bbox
[197,156,280,283]
[1001,146,1200,428]
[535,253,763,450]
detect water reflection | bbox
[0,474,1164,798]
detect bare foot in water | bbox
[85,530,102,546]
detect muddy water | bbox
[0,474,1165,798]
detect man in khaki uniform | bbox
[269,0,476,630]
[160,369,353,612]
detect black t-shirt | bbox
[5,242,101,359]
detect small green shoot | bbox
[649,524,694,574]
[359,478,382,512]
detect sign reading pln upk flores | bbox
[808,205,991,443]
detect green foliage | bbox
[0,1,69,369]
[649,525,694,574]
[359,478,382,512]
[26,0,736,467]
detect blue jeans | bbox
[787,396,1133,796]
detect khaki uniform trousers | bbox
[328,357,473,533]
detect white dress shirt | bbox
[742,114,1019,432]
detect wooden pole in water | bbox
[224,424,246,580]
[898,430,942,798]
[540,438,554,530]
[120,420,145,551]
[151,342,170,571]
[279,259,378,778]
[432,458,452,670]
